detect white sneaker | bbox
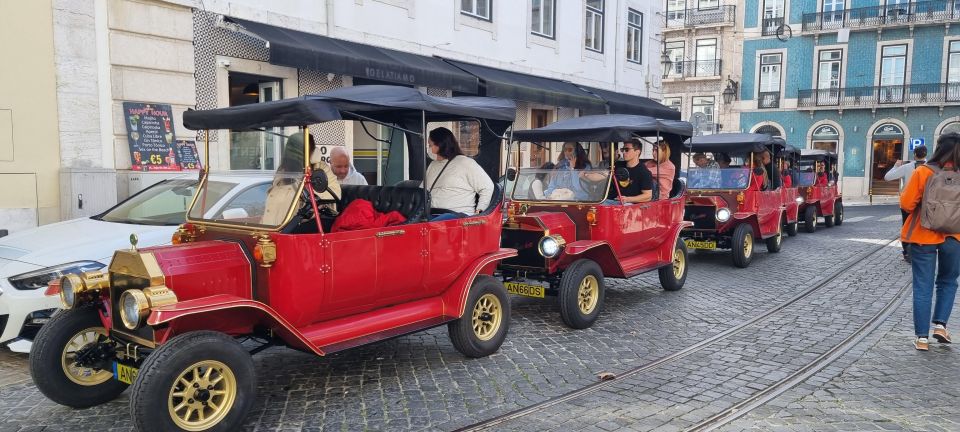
[914,337,929,351]
[933,324,952,343]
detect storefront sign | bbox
[175,139,202,170]
[122,102,180,172]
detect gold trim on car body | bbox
[183,171,305,233]
[110,249,167,287]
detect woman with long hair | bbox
[544,142,593,200]
[901,132,960,351]
[424,127,494,221]
[644,139,675,199]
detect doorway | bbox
[529,109,553,168]
[228,72,283,170]
[871,138,903,196]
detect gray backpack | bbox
[913,164,960,234]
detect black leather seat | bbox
[339,185,430,223]
[670,177,686,199]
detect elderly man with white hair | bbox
[327,146,368,185]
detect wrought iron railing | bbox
[802,0,959,31]
[761,17,785,36]
[797,83,960,108]
[758,91,781,109]
[664,60,722,79]
[665,5,737,28]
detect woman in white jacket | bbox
[424,127,494,221]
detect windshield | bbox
[188,172,302,229]
[511,168,611,202]
[687,167,752,190]
[100,179,230,225]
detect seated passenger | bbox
[424,127,494,221]
[261,133,340,226]
[529,162,555,199]
[603,141,653,204]
[596,143,614,170]
[544,141,593,200]
[780,159,794,188]
[747,153,769,191]
[815,162,829,186]
[716,152,732,168]
[329,147,368,186]
[689,152,721,188]
[645,139,675,199]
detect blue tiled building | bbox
[737,0,960,199]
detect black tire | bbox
[658,239,688,291]
[130,331,256,432]
[766,227,783,253]
[448,275,510,358]
[824,213,835,227]
[803,206,817,233]
[834,201,844,226]
[558,259,605,329]
[29,307,128,408]
[785,221,798,236]
[731,223,755,268]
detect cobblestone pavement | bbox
[0,205,951,432]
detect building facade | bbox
[661,0,742,134]
[1,0,667,232]
[737,0,960,199]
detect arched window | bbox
[873,123,904,138]
[754,125,783,137]
[942,122,960,136]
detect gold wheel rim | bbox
[744,233,753,258]
[168,360,238,431]
[578,275,600,315]
[61,327,112,386]
[472,293,503,341]
[672,247,686,279]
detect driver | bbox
[261,132,340,226]
[603,140,653,204]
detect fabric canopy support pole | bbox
[476,119,512,181]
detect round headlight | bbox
[538,235,563,258]
[716,208,732,223]
[119,289,150,330]
[796,196,805,204]
[59,274,83,309]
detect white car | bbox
[0,173,272,352]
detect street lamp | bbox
[722,77,739,104]
[661,50,673,79]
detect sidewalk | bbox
[844,194,900,207]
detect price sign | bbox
[123,102,181,172]
[175,140,203,170]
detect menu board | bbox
[123,102,181,172]
[175,139,202,170]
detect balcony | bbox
[664,60,722,79]
[665,6,737,29]
[802,0,959,32]
[761,17,785,36]
[758,91,781,109]
[798,83,960,110]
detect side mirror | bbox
[506,168,517,182]
[310,170,329,193]
[614,167,630,182]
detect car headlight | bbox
[796,196,805,204]
[120,290,150,330]
[537,235,567,258]
[716,208,732,222]
[60,274,82,309]
[8,261,105,291]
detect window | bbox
[823,0,845,22]
[663,97,682,111]
[948,41,960,101]
[698,0,719,9]
[692,96,715,131]
[879,44,907,103]
[626,9,643,63]
[695,39,718,76]
[228,72,283,170]
[816,50,843,105]
[585,0,604,52]
[758,53,782,108]
[666,0,686,26]
[531,0,555,38]
[762,0,785,35]
[461,0,491,20]
[665,41,685,77]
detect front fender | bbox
[442,248,518,319]
[148,294,323,355]
[558,240,624,278]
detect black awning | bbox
[512,114,692,143]
[183,97,342,130]
[442,59,607,114]
[229,18,478,94]
[578,85,680,120]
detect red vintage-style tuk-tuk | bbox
[778,144,803,236]
[499,114,693,329]
[681,133,790,268]
[29,86,518,432]
[797,149,844,232]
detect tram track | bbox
[453,235,902,432]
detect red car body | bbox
[797,149,844,231]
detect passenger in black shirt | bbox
[604,140,654,204]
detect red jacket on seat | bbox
[331,199,407,232]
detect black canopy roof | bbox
[229,18,478,93]
[443,59,608,115]
[800,149,839,161]
[511,114,692,143]
[683,133,785,154]
[578,85,681,120]
[183,85,516,130]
